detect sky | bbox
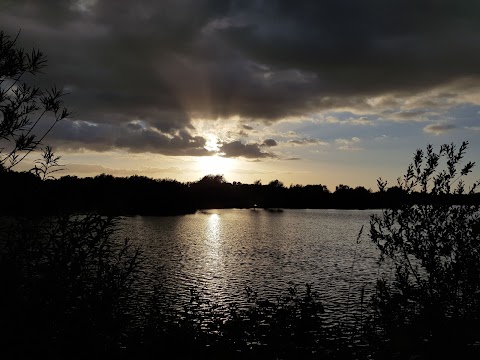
[2,0,480,191]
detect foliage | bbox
[268,179,284,188]
[369,141,480,358]
[31,145,64,179]
[0,30,70,170]
[196,174,227,185]
[0,215,142,358]
[0,30,144,358]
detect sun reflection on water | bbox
[202,213,227,297]
[207,213,221,250]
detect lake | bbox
[121,208,391,326]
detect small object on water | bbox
[265,208,283,213]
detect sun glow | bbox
[196,155,235,178]
[204,134,220,151]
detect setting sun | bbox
[196,155,235,178]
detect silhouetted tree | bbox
[335,184,351,192]
[268,179,284,188]
[197,174,227,185]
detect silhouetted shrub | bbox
[0,215,143,358]
[0,30,69,170]
[369,142,480,359]
[0,30,145,359]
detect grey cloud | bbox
[423,123,456,135]
[288,138,328,146]
[404,93,458,110]
[325,116,374,126]
[382,109,433,122]
[335,137,363,151]
[219,140,276,159]
[261,139,277,147]
[49,119,212,156]
[126,122,144,131]
[347,117,374,126]
[238,124,254,137]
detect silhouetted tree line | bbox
[1,170,479,216]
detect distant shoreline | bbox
[2,171,479,216]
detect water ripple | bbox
[121,209,389,327]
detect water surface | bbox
[121,209,390,325]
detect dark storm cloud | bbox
[220,1,480,91]
[2,1,480,154]
[219,140,276,159]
